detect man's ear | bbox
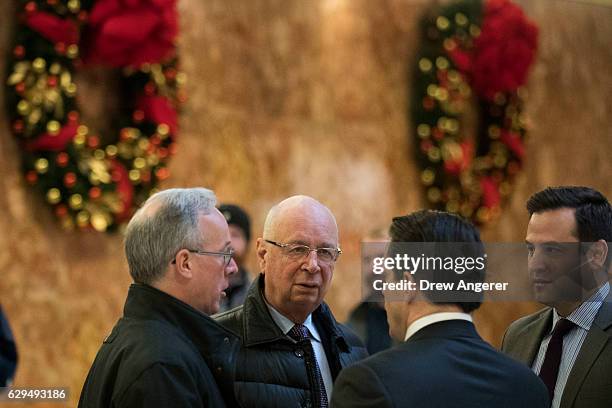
[174,249,194,279]
[256,238,267,274]
[587,240,609,270]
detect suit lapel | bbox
[559,294,612,408]
[513,309,553,366]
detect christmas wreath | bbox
[412,0,538,224]
[5,0,185,231]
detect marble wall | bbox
[0,0,611,406]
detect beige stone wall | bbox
[0,0,611,406]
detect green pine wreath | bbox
[5,0,185,231]
[412,0,538,224]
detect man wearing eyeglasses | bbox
[79,188,241,408]
[215,195,368,408]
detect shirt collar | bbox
[264,298,321,342]
[552,282,610,331]
[404,312,473,341]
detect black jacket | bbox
[331,320,550,408]
[0,306,17,387]
[78,284,240,408]
[214,275,368,408]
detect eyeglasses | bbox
[172,248,234,267]
[265,239,342,263]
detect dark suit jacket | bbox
[331,320,549,408]
[501,292,612,408]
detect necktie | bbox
[538,318,575,402]
[288,324,328,408]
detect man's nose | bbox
[528,248,547,272]
[226,258,239,275]
[303,250,321,273]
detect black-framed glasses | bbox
[172,248,234,266]
[264,239,342,263]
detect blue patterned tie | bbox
[289,324,328,408]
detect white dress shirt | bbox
[531,282,610,408]
[404,312,473,341]
[265,302,334,400]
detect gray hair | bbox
[124,187,217,284]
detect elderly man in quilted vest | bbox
[215,195,368,408]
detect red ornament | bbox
[132,109,145,123]
[47,75,58,87]
[164,68,177,81]
[423,96,435,111]
[77,11,88,22]
[26,170,38,184]
[144,82,156,96]
[13,120,24,133]
[87,135,100,149]
[141,170,151,183]
[55,204,68,217]
[420,140,433,153]
[157,147,168,158]
[155,167,169,180]
[67,111,79,122]
[150,134,161,146]
[119,128,131,141]
[63,172,77,188]
[56,152,69,167]
[13,45,25,59]
[89,187,102,199]
[24,2,37,14]
[54,42,66,54]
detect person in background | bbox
[218,204,252,312]
[0,305,18,387]
[346,229,395,354]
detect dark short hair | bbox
[218,203,251,242]
[527,186,612,243]
[527,186,612,269]
[389,210,484,313]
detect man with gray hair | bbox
[215,195,368,408]
[79,188,240,408]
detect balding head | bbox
[263,195,338,243]
[257,195,340,323]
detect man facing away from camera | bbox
[331,210,549,408]
[215,195,368,408]
[79,187,240,408]
[502,186,612,408]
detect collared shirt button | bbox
[294,349,304,358]
[223,337,230,344]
